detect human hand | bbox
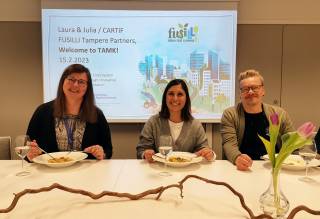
[143,149,155,163]
[84,145,105,160]
[235,154,252,171]
[195,148,215,161]
[26,140,42,161]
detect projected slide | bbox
[42,10,237,122]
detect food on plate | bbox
[48,156,73,163]
[168,156,191,163]
[283,158,304,166]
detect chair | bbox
[0,136,11,160]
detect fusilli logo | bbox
[168,23,199,42]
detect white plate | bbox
[262,154,320,170]
[32,151,88,168]
[152,152,202,167]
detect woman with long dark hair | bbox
[26,64,112,160]
[136,79,215,162]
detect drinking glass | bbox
[158,135,173,176]
[299,140,317,182]
[15,135,31,176]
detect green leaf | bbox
[281,132,290,143]
[259,135,275,167]
[275,132,310,170]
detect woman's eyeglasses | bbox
[66,77,88,87]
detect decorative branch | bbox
[0,174,319,219]
[287,205,320,219]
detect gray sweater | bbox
[136,114,209,159]
[221,103,294,164]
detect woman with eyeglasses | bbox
[26,64,112,161]
[136,79,216,162]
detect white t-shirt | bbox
[168,120,184,143]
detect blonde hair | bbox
[238,69,264,85]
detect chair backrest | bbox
[0,136,11,160]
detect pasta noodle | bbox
[48,156,73,163]
[168,156,191,163]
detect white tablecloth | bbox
[0,159,319,219]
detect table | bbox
[0,159,319,218]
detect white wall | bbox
[2,0,320,24]
[0,0,40,21]
[238,0,320,24]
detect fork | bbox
[33,145,56,159]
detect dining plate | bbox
[32,151,88,168]
[152,152,202,167]
[262,154,320,170]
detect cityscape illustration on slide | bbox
[138,49,232,115]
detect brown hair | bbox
[53,64,97,123]
[238,69,264,85]
[159,79,193,121]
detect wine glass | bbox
[15,135,31,177]
[158,135,173,176]
[299,140,317,182]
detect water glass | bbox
[299,140,317,182]
[158,135,173,176]
[15,135,31,176]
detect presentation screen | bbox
[42,9,237,122]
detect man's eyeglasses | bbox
[240,85,263,93]
[66,77,88,87]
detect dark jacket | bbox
[27,101,113,159]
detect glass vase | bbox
[259,169,289,219]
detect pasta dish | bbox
[168,156,191,163]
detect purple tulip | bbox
[270,113,279,126]
[297,122,316,138]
